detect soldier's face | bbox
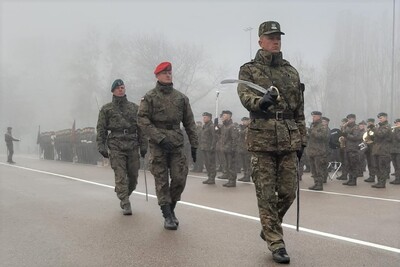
[112,85,126,97]
[378,116,387,123]
[312,115,320,122]
[259,33,281,53]
[156,70,173,84]
[322,120,329,126]
[222,114,231,121]
[203,116,210,123]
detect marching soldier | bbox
[97,79,148,215]
[200,112,217,184]
[237,117,251,182]
[358,121,367,174]
[337,118,349,180]
[216,110,239,187]
[341,114,363,186]
[390,118,400,184]
[371,112,392,188]
[307,111,330,190]
[364,118,378,182]
[138,62,198,230]
[237,21,306,264]
[4,127,20,164]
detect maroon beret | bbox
[154,62,172,75]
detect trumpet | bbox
[339,136,346,148]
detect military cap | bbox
[258,21,285,37]
[394,118,400,123]
[241,117,250,121]
[111,79,124,92]
[154,62,172,75]
[346,114,356,119]
[367,118,375,123]
[377,112,388,118]
[222,110,232,115]
[322,116,330,122]
[7,126,12,130]
[359,120,367,125]
[202,112,212,118]
[311,111,322,116]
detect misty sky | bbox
[0,0,397,151]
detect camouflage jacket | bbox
[343,122,363,152]
[96,95,147,152]
[306,119,330,157]
[199,120,216,151]
[372,121,392,156]
[237,49,306,152]
[138,82,198,149]
[391,126,400,154]
[4,132,18,146]
[216,119,239,153]
[237,124,249,153]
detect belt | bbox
[111,129,136,135]
[250,111,294,121]
[153,122,180,130]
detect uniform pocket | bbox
[285,120,301,150]
[247,120,276,151]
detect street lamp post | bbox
[390,0,396,119]
[244,27,253,61]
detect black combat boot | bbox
[272,247,290,264]
[170,201,179,226]
[202,177,215,184]
[343,175,356,186]
[160,205,178,230]
[309,182,323,191]
[238,176,251,182]
[217,174,228,179]
[223,180,236,187]
[120,201,132,216]
[364,176,375,183]
[389,177,400,184]
[372,177,386,188]
[260,230,266,241]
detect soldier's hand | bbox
[259,92,277,111]
[140,149,147,158]
[191,147,197,163]
[159,138,174,152]
[99,149,109,158]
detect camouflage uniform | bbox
[4,128,19,163]
[371,119,392,188]
[390,122,400,184]
[364,121,377,182]
[200,118,217,183]
[237,48,306,252]
[342,120,363,185]
[217,116,239,186]
[138,82,198,206]
[307,117,330,190]
[237,123,251,182]
[96,95,147,206]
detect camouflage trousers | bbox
[109,147,140,205]
[6,144,14,162]
[309,155,326,184]
[365,149,377,177]
[149,144,188,206]
[373,155,391,183]
[239,151,251,179]
[251,151,297,252]
[222,151,237,182]
[347,150,361,177]
[201,150,216,179]
[392,153,400,177]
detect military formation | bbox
[8,20,398,266]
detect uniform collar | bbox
[254,49,284,66]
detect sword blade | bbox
[220,79,267,94]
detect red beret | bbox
[154,62,172,75]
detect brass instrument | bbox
[392,125,400,132]
[339,136,346,148]
[359,128,375,151]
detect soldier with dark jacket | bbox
[307,111,330,191]
[97,79,148,216]
[237,117,251,182]
[364,118,377,182]
[390,119,400,184]
[200,112,217,184]
[371,112,392,188]
[237,21,306,264]
[341,114,363,186]
[138,62,198,230]
[4,127,20,164]
[216,110,239,187]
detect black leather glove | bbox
[296,146,304,162]
[159,139,174,152]
[140,149,147,158]
[191,147,197,163]
[259,92,277,111]
[99,149,109,158]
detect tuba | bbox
[359,128,375,151]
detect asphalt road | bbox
[1,155,399,267]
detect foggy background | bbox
[0,0,399,154]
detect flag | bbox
[36,125,41,144]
